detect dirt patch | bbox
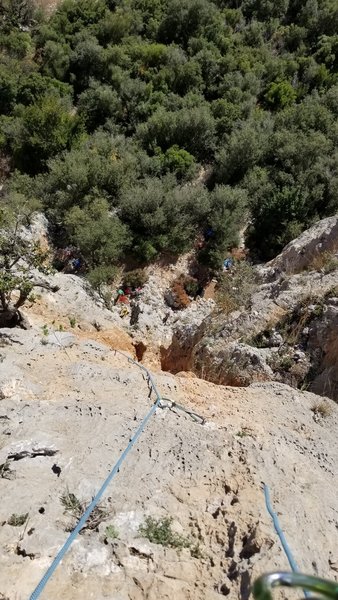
[203,279,217,300]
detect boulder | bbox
[268,215,338,274]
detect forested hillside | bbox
[1,0,337,285]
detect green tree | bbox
[215,113,273,184]
[0,192,57,328]
[138,105,216,159]
[64,197,131,286]
[78,80,121,131]
[41,132,145,217]
[41,40,71,81]
[0,0,40,33]
[119,177,210,260]
[46,0,107,40]
[264,80,297,109]
[2,95,78,173]
[0,66,17,115]
[70,37,106,92]
[199,186,248,270]
[161,145,197,179]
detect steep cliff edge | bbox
[0,278,338,599]
[160,217,338,401]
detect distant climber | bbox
[114,289,125,305]
[205,227,215,239]
[71,257,82,272]
[223,257,234,272]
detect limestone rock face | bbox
[158,218,338,400]
[0,325,338,600]
[1,226,338,600]
[267,215,338,275]
[307,301,338,398]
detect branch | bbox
[8,256,22,271]
[14,290,29,309]
[32,282,60,293]
[0,291,8,311]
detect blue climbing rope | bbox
[29,353,163,600]
[264,484,311,598]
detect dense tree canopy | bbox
[0,0,337,282]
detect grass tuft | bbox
[8,513,28,527]
[311,400,332,419]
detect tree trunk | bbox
[0,306,30,329]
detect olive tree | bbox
[0,193,58,328]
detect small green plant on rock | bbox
[60,491,82,515]
[190,542,203,559]
[42,324,49,336]
[8,513,28,526]
[105,524,119,540]
[268,352,293,373]
[139,516,191,550]
[69,316,76,328]
[235,426,255,438]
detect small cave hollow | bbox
[134,341,147,362]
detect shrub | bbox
[169,278,191,309]
[138,106,216,160]
[139,516,191,550]
[181,274,199,297]
[8,513,28,526]
[216,261,257,315]
[307,251,338,274]
[162,145,197,179]
[198,186,248,271]
[311,400,333,418]
[105,524,119,540]
[4,95,78,174]
[123,269,149,289]
[64,198,131,283]
[264,80,297,109]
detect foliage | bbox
[119,178,210,260]
[122,269,149,288]
[0,192,53,327]
[138,106,216,160]
[64,197,131,286]
[105,524,119,539]
[1,0,338,275]
[264,80,297,109]
[161,145,197,179]
[215,261,258,315]
[199,186,248,270]
[139,516,191,550]
[307,251,338,274]
[1,95,78,173]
